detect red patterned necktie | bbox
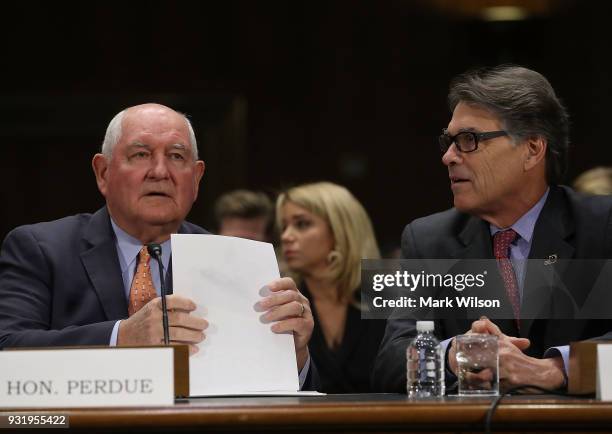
[128,247,157,316]
[493,229,521,326]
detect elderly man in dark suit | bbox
[373,66,612,393]
[0,104,314,381]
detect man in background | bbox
[215,189,274,242]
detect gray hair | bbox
[448,65,569,185]
[101,107,199,160]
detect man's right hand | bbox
[117,295,208,355]
[463,318,564,391]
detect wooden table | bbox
[2,394,612,433]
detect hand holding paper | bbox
[258,277,313,371]
[172,234,312,395]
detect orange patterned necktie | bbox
[128,247,157,316]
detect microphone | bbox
[147,243,170,345]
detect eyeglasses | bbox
[438,129,508,153]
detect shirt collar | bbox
[489,187,549,243]
[110,218,172,273]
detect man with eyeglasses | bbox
[373,65,612,393]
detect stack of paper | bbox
[171,234,302,396]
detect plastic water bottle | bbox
[406,321,445,397]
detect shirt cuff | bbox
[298,355,311,390]
[109,320,122,346]
[544,345,569,383]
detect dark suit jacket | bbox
[0,207,321,391]
[0,207,207,348]
[372,186,612,392]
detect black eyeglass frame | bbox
[439,129,508,153]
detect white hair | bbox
[101,107,199,160]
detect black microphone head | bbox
[146,243,162,258]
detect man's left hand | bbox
[471,318,566,392]
[258,277,313,371]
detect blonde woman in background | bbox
[573,167,612,195]
[277,182,385,393]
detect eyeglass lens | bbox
[439,131,477,152]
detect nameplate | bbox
[597,344,612,400]
[0,347,174,408]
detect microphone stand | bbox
[147,243,170,345]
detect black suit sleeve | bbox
[300,358,321,391]
[371,224,419,392]
[0,227,116,348]
[372,317,416,392]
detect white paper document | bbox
[171,234,300,396]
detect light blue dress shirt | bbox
[489,188,549,300]
[109,219,171,345]
[442,188,570,380]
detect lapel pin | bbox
[544,254,558,266]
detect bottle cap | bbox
[416,321,434,332]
